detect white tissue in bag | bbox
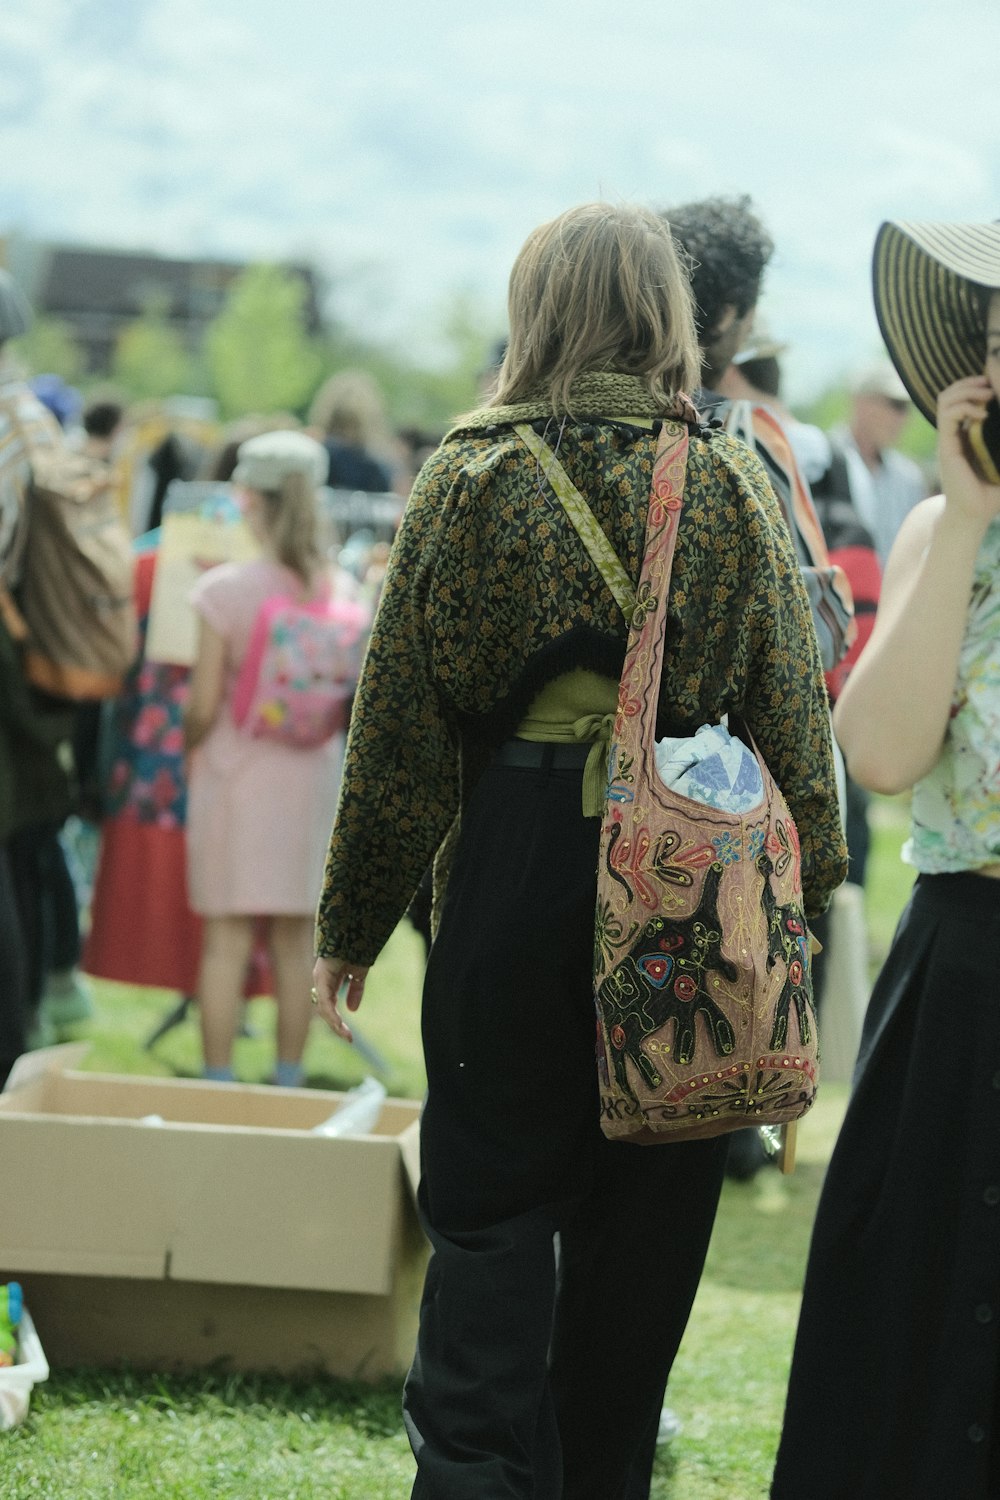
[653,722,764,813]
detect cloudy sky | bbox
[1,0,998,400]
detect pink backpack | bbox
[232,586,369,749]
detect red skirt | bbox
[83,816,202,994]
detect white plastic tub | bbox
[0,1309,49,1429]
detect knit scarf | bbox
[446,372,697,437]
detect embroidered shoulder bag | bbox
[515,419,819,1146]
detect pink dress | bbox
[186,558,346,917]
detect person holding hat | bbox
[183,428,361,1088]
[772,219,1000,1500]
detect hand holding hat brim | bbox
[872,219,1000,425]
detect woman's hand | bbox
[311,956,370,1043]
[937,376,1000,531]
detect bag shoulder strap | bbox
[607,423,690,767]
[513,423,635,619]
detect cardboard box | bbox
[0,1047,428,1380]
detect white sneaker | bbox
[656,1406,682,1444]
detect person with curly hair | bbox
[665,194,775,387]
[664,194,853,672]
[663,195,855,1187]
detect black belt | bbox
[493,739,592,770]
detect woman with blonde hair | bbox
[312,203,844,1499]
[184,430,354,1087]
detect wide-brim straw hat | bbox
[872,219,1000,426]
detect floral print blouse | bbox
[906,516,1000,872]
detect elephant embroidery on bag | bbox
[757,852,814,1051]
[597,861,739,1093]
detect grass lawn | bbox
[4,797,915,1498]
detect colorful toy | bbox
[0,1282,22,1368]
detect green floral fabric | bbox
[317,377,847,963]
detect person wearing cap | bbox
[802,361,924,903]
[183,428,360,1089]
[721,326,847,502]
[663,196,855,676]
[829,357,928,568]
[772,219,1000,1500]
[719,324,789,407]
[664,195,855,1191]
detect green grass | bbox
[649,1086,846,1499]
[7,1371,414,1499]
[865,792,916,970]
[5,800,915,1497]
[73,918,429,1101]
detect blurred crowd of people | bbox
[0,277,445,1089]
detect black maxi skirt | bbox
[771,872,1000,1500]
[404,750,729,1500]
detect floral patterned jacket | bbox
[317,374,847,963]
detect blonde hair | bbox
[261,472,325,590]
[493,203,701,411]
[308,370,389,447]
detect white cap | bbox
[231,430,327,491]
[849,359,911,402]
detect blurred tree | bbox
[206,265,322,419]
[310,290,494,437]
[112,296,198,399]
[9,317,84,383]
[896,410,937,469]
[794,386,850,433]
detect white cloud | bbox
[1,0,998,399]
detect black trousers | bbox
[404,754,728,1499]
[7,819,81,1009]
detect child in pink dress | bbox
[184,431,358,1086]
